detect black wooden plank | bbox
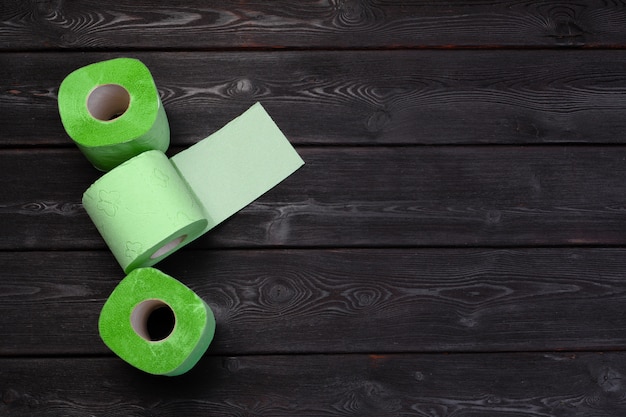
[2,146,626,250]
[2,1,626,50]
[3,248,626,356]
[1,353,626,416]
[4,50,626,147]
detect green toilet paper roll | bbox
[83,102,304,273]
[99,267,216,376]
[58,57,170,171]
[82,150,208,273]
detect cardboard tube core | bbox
[87,84,130,121]
[131,299,176,341]
[151,235,187,260]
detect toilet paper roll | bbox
[83,102,304,273]
[58,57,170,171]
[98,267,216,376]
[82,150,208,273]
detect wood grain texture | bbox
[4,50,626,147]
[2,353,626,416]
[3,248,626,356]
[5,0,626,412]
[3,146,626,250]
[2,0,626,50]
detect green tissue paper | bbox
[82,150,208,274]
[83,102,304,273]
[58,58,169,171]
[98,267,216,376]
[171,102,304,232]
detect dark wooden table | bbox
[3,1,626,415]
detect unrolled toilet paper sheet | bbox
[171,102,304,232]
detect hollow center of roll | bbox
[87,84,130,121]
[150,235,187,259]
[131,299,176,342]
